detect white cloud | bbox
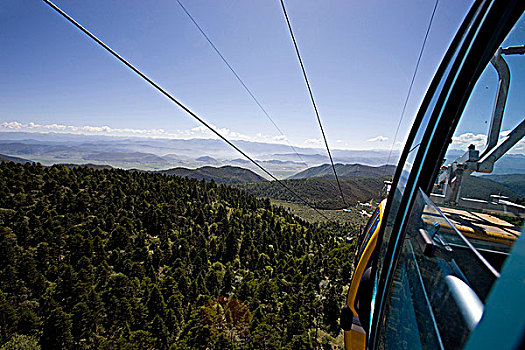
[0,120,301,146]
[190,125,209,133]
[1,121,167,136]
[304,138,322,145]
[182,124,255,141]
[450,132,487,150]
[1,121,24,129]
[499,129,525,154]
[393,141,404,149]
[450,131,525,154]
[367,135,388,142]
[501,129,512,137]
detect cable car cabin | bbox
[341,0,525,349]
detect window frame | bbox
[368,0,525,348]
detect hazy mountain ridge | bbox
[460,174,525,201]
[0,132,400,177]
[288,163,396,180]
[0,153,31,164]
[195,156,219,164]
[159,165,266,184]
[2,132,523,179]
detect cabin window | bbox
[378,11,525,349]
[379,189,498,349]
[430,10,525,269]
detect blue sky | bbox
[0,0,481,151]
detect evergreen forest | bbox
[238,177,385,210]
[0,162,358,349]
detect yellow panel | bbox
[346,201,385,317]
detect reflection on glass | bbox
[376,5,482,282]
[431,11,525,265]
[379,189,500,349]
[377,145,418,282]
[377,9,524,350]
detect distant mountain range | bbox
[2,134,522,207]
[288,163,396,180]
[1,132,523,182]
[195,156,219,165]
[0,132,400,178]
[0,153,31,164]
[158,165,266,185]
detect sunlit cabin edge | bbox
[341,0,525,349]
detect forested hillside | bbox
[159,165,266,185]
[0,154,30,164]
[480,174,525,198]
[238,177,386,209]
[460,175,524,202]
[0,162,357,349]
[288,163,395,180]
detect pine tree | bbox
[41,307,73,350]
[0,289,17,343]
[323,285,341,335]
[147,285,167,321]
[221,264,234,296]
[149,314,168,350]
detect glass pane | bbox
[379,189,498,349]
[431,11,525,270]
[377,145,418,280]
[376,3,482,281]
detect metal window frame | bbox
[368,0,525,348]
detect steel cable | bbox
[42,0,328,219]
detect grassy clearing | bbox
[271,199,369,227]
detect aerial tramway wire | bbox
[42,0,328,219]
[279,0,348,208]
[384,0,439,175]
[175,0,308,168]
